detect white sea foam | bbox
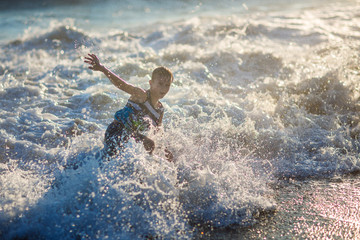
[1,0,360,239]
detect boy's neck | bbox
[150,95,160,108]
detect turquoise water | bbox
[1,0,360,239]
[0,0,352,43]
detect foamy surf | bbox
[1,0,360,239]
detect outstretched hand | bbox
[84,53,103,71]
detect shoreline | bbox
[199,174,360,239]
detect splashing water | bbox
[1,0,360,239]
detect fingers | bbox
[84,55,96,64]
[165,148,174,162]
[85,54,93,61]
[84,53,100,71]
[88,53,98,61]
[84,54,97,61]
[84,56,93,65]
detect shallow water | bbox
[201,175,360,239]
[1,0,360,239]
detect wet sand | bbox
[201,175,360,239]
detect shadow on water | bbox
[0,0,97,11]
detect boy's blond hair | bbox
[152,66,173,82]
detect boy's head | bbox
[152,66,173,82]
[149,66,173,99]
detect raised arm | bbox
[84,53,146,101]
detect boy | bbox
[84,53,173,161]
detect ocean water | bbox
[0,0,360,239]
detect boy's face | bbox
[149,76,172,99]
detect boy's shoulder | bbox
[128,88,147,103]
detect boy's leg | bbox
[104,121,128,156]
[133,133,155,154]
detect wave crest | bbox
[8,24,90,52]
